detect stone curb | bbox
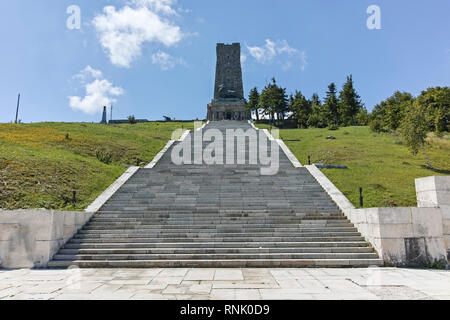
[253,122,302,168]
[276,139,302,168]
[145,140,176,169]
[179,130,191,141]
[85,166,140,213]
[145,128,191,169]
[305,164,355,215]
[196,121,210,131]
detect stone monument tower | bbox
[207,43,248,121]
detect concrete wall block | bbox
[434,176,450,192]
[411,208,443,237]
[50,212,65,241]
[442,209,450,221]
[0,209,90,268]
[444,235,450,249]
[415,176,450,207]
[379,223,414,238]
[368,223,382,239]
[0,211,52,242]
[0,223,21,241]
[421,237,448,264]
[32,241,53,268]
[436,191,450,206]
[378,207,412,224]
[416,191,439,208]
[415,176,437,193]
[28,218,53,241]
[377,238,406,265]
[365,208,381,225]
[348,209,367,224]
[443,219,450,231]
[64,212,76,227]
[63,225,75,239]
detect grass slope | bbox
[0,122,195,210]
[257,124,450,208]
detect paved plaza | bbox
[0,267,449,300]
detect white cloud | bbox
[69,66,124,114]
[247,39,277,63]
[246,39,307,71]
[240,53,247,65]
[93,0,184,68]
[151,50,185,70]
[73,65,103,81]
[132,0,178,16]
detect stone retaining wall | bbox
[347,207,447,267]
[0,210,92,269]
[306,166,450,267]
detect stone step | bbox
[68,236,366,243]
[47,258,384,268]
[74,231,362,238]
[86,222,353,228]
[63,241,370,249]
[97,210,341,215]
[53,252,380,261]
[83,226,357,232]
[100,208,340,213]
[97,209,342,214]
[59,247,375,255]
[94,213,347,223]
[93,211,343,216]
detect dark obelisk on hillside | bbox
[100,106,107,124]
[207,43,248,121]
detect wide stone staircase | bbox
[49,121,382,267]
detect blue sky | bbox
[0,0,449,123]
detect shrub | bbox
[327,124,339,131]
[128,115,137,124]
[95,148,113,164]
[369,118,387,133]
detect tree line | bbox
[247,78,449,168]
[247,77,448,134]
[370,86,449,168]
[247,76,368,130]
[369,87,449,135]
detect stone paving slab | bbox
[0,268,449,300]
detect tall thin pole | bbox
[15,94,20,123]
[110,105,113,122]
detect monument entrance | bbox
[207,43,249,121]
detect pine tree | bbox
[259,78,288,124]
[290,91,311,128]
[260,82,275,121]
[339,75,363,126]
[307,93,327,128]
[323,83,340,126]
[247,87,260,120]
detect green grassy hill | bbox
[0,122,194,210]
[2,122,448,211]
[257,124,450,208]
